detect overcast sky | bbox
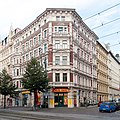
[0,0,120,54]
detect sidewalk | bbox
[0,105,98,112]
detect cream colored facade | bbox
[96,41,108,102]
[108,51,120,101]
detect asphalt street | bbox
[0,106,120,120]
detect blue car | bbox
[99,102,116,112]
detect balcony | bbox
[52,32,70,37]
[49,82,76,87]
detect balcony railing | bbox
[49,82,93,90]
[49,82,74,87]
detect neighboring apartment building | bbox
[0,26,13,106]
[0,26,15,106]
[108,51,120,101]
[96,41,108,102]
[0,8,98,108]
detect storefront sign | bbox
[22,91,30,94]
[52,88,69,92]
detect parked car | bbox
[99,102,116,112]
[98,101,103,107]
[115,102,120,110]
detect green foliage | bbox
[0,69,16,96]
[22,58,49,92]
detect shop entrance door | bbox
[58,95,64,107]
[54,93,68,107]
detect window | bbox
[87,55,89,61]
[30,52,33,59]
[26,54,29,61]
[30,40,33,47]
[23,56,25,62]
[17,59,18,64]
[44,19,46,24]
[22,36,24,40]
[63,73,67,82]
[56,16,60,21]
[20,81,22,88]
[14,69,15,76]
[84,53,86,60]
[20,67,21,75]
[64,27,67,32]
[62,56,67,65]
[38,34,41,44]
[22,45,25,51]
[62,40,67,49]
[44,57,47,69]
[56,16,65,21]
[16,39,19,46]
[17,69,19,76]
[58,27,63,32]
[55,40,60,49]
[34,37,36,45]
[26,42,28,50]
[17,81,19,88]
[61,16,65,21]
[55,56,60,65]
[44,44,47,52]
[34,50,37,57]
[55,73,60,82]
[81,51,83,58]
[79,76,80,85]
[39,48,42,55]
[20,59,21,63]
[44,30,47,38]
[55,27,57,32]
[16,48,18,53]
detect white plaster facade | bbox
[108,51,120,101]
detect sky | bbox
[0,0,120,54]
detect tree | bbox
[0,69,16,109]
[22,58,49,110]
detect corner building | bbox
[11,8,98,108]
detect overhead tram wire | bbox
[99,30,120,39]
[83,2,120,21]
[91,17,120,30]
[110,42,120,47]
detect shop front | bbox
[22,90,30,106]
[52,88,69,107]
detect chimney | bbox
[115,54,120,62]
